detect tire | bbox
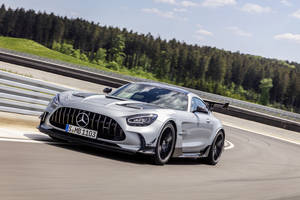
[154,122,176,165]
[205,131,225,165]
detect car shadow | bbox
[24,133,206,166]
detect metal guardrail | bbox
[0,48,299,132]
[0,70,68,116]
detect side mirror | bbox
[193,106,208,114]
[103,88,112,94]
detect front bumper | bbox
[38,111,156,155]
[39,125,153,154]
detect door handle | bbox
[206,119,210,123]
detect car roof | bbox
[135,82,191,95]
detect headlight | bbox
[126,114,158,126]
[51,94,60,106]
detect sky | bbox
[2,0,300,62]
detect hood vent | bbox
[72,93,97,98]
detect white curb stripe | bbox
[224,140,234,150]
[223,122,300,146]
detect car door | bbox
[182,97,213,153]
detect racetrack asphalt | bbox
[0,61,300,200]
[0,124,299,200]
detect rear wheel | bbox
[205,131,225,165]
[154,122,176,165]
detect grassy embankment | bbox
[0,36,162,82]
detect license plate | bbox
[65,124,98,139]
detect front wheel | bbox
[205,131,225,165]
[154,122,176,165]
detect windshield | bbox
[111,83,188,111]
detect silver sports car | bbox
[38,82,228,165]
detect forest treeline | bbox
[0,5,299,113]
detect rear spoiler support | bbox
[203,100,229,111]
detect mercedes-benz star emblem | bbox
[76,113,89,128]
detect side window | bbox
[191,97,208,112]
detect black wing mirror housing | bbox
[193,106,209,114]
[103,88,112,94]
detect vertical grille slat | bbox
[86,112,90,129]
[49,107,125,141]
[58,108,63,124]
[102,116,107,133]
[108,118,112,130]
[71,108,76,125]
[108,118,113,136]
[62,107,67,124]
[96,114,101,131]
[91,113,96,130]
[67,108,71,124]
[54,108,59,123]
[113,123,118,137]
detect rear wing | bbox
[203,100,229,111]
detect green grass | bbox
[0,36,160,81]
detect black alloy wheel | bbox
[154,122,176,165]
[205,131,225,165]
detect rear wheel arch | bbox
[211,128,225,142]
[205,129,225,165]
[220,128,225,136]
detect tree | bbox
[2,8,16,36]
[50,17,64,43]
[231,57,245,85]
[0,4,6,34]
[93,48,107,64]
[206,55,226,82]
[108,34,125,65]
[259,78,273,105]
[60,42,74,55]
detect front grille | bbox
[49,107,125,141]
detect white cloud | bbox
[274,33,300,43]
[153,0,177,5]
[280,0,291,6]
[180,1,198,7]
[173,8,188,12]
[194,25,213,40]
[153,0,198,7]
[202,0,236,8]
[142,8,175,19]
[241,3,272,14]
[227,26,252,37]
[196,29,213,36]
[291,9,300,19]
